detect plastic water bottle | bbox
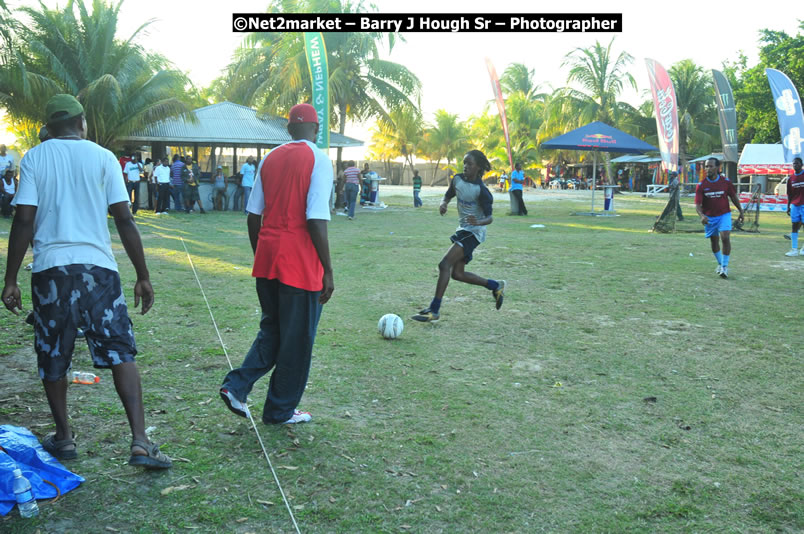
[12,468,39,518]
[72,371,100,384]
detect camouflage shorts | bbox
[31,264,137,381]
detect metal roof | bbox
[120,101,363,148]
[611,154,662,163]
[688,152,725,163]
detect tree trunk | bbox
[431,158,442,186]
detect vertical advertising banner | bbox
[645,59,679,173]
[711,69,739,163]
[484,58,513,171]
[304,32,329,149]
[765,68,804,162]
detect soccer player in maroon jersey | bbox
[784,157,804,256]
[695,157,744,279]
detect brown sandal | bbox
[128,439,172,470]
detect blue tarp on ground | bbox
[0,425,84,516]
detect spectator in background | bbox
[213,166,228,211]
[343,160,361,220]
[123,154,143,215]
[143,158,155,211]
[412,168,423,207]
[169,155,185,213]
[153,157,171,214]
[240,156,257,214]
[0,144,14,175]
[1,167,16,218]
[232,171,244,211]
[182,157,205,214]
[335,161,346,210]
[510,162,528,215]
[360,163,372,205]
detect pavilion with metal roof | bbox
[119,101,362,172]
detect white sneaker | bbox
[719,266,728,279]
[283,410,312,424]
[715,265,723,275]
[800,246,804,254]
[785,249,799,257]
[219,388,250,418]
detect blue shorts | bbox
[450,230,481,264]
[31,264,137,381]
[790,204,804,223]
[704,213,732,238]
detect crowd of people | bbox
[112,153,261,215]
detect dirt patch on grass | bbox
[0,346,40,398]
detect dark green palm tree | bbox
[422,109,468,185]
[548,38,639,179]
[668,59,719,165]
[214,0,421,168]
[0,0,192,149]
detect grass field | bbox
[1,189,802,533]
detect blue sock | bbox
[722,254,730,267]
[792,232,799,249]
[714,251,723,265]
[486,279,499,291]
[429,297,442,314]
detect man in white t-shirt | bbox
[2,94,171,469]
[123,155,143,214]
[239,156,256,214]
[153,157,171,214]
[1,167,16,218]
[0,144,13,176]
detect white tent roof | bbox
[737,144,793,175]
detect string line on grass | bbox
[180,237,301,534]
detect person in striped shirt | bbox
[343,160,361,220]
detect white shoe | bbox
[800,246,804,254]
[719,266,728,279]
[219,388,250,418]
[715,265,722,275]
[24,262,33,271]
[283,410,312,424]
[785,249,799,257]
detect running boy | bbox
[695,157,744,279]
[412,150,505,322]
[784,157,804,256]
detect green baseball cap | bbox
[45,94,84,123]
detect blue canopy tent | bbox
[541,121,658,214]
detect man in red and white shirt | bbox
[695,157,744,279]
[784,157,804,256]
[220,103,333,425]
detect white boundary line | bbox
[180,237,301,534]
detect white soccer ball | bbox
[377,313,404,339]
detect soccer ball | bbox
[377,314,404,339]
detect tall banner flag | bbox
[645,59,679,173]
[712,69,739,162]
[304,32,329,149]
[765,68,804,162]
[485,58,513,170]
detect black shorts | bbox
[31,264,137,381]
[450,230,481,264]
